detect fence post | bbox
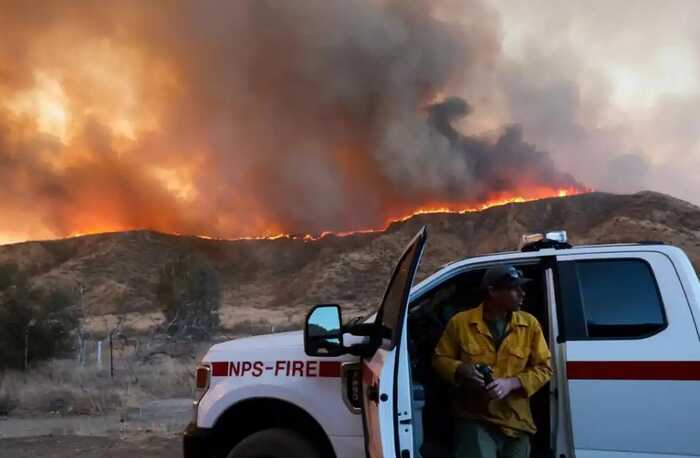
[24,319,36,371]
[97,340,102,370]
[24,328,29,371]
[109,332,114,378]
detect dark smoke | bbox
[428,96,579,199]
[0,0,583,240]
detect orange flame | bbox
[45,186,589,247]
[391,186,583,223]
[170,186,589,243]
[327,186,588,239]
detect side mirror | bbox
[304,304,344,357]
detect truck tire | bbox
[227,428,322,458]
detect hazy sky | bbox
[462,0,700,202]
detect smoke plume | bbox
[0,0,584,242]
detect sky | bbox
[470,0,700,200]
[0,0,698,245]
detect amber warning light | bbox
[196,366,211,390]
[193,365,211,421]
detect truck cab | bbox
[184,227,700,458]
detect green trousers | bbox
[454,419,531,458]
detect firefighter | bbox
[433,265,552,458]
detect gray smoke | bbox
[0,0,584,240]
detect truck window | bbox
[558,259,667,339]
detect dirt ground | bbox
[0,434,181,458]
[0,397,190,458]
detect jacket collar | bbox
[469,303,530,336]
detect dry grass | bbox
[0,316,305,418]
[80,306,308,338]
[82,311,167,336]
[0,311,355,418]
[217,305,305,331]
[224,318,300,336]
[0,349,198,417]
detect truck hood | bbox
[208,330,304,353]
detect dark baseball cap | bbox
[481,265,532,290]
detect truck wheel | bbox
[227,428,321,458]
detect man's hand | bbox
[486,377,522,400]
[455,362,485,387]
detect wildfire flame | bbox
[157,186,587,243]
[0,2,593,247]
[19,175,588,247]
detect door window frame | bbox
[407,258,544,316]
[554,257,668,342]
[375,228,427,350]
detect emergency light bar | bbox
[519,230,570,251]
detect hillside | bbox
[1,191,699,334]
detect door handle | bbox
[367,382,379,403]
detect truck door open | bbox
[361,227,427,458]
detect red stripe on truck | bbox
[567,361,700,380]
[319,361,341,377]
[211,361,229,377]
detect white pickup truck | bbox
[183,228,700,458]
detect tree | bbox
[0,264,77,371]
[0,289,34,369]
[0,263,19,290]
[27,288,78,363]
[156,254,220,339]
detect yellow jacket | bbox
[432,304,552,436]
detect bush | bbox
[0,263,19,290]
[0,379,19,415]
[156,254,220,339]
[0,264,77,371]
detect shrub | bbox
[156,254,220,339]
[0,265,77,371]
